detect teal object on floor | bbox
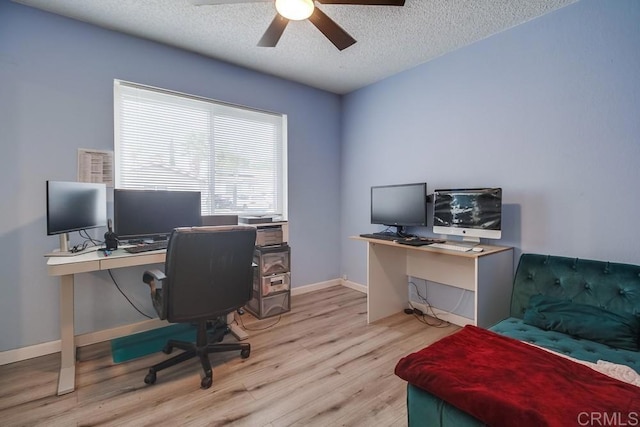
[110,323,196,363]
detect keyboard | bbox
[360,233,445,246]
[428,243,472,252]
[397,239,440,247]
[359,233,399,241]
[124,241,168,254]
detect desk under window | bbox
[46,247,248,395]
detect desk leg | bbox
[227,312,248,341]
[367,243,409,323]
[57,274,76,395]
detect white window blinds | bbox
[114,80,287,217]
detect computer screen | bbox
[114,189,202,241]
[432,188,502,242]
[46,181,107,236]
[371,183,427,235]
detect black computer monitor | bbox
[371,182,427,236]
[46,181,108,253]
[113,189,202,241]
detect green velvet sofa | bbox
[404,253,640,427]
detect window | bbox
[114,80,287,218]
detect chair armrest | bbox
[143,268,166,284]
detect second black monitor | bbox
[371,182,427,234]
[114,189,202,241]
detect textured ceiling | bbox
[13,0,577,94]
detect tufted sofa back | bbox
[510,253,640,319]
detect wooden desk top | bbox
[46,247,166,276]
[351,235,512,258]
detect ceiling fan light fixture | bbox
[275,0,314,21]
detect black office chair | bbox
[142,225,256,389]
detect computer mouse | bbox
[472,247,484,252]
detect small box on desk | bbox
[239,216,272,224]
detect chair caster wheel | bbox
[201,376,212,389]
[240,348,250,359]
[144,371,157,385]
[162,344,173,354]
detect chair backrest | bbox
[162,225,256,323]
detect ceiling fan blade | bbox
[258,15,289,47]
[192,0,271,6]
[308,7,356,51]
[316,0,405,5]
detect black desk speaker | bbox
[104,218,118,250]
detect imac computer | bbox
[371,182,428,237]
[113,189,202,241]
[46,181,108,255]
[432,188,502,243]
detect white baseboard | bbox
[0,318,169,366]
[290,278,341,296]
[0,340,62,366]
[340,279,366,294]
[290,278,366,295]
[1,279,368,366]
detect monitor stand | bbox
[447,236,481,249]
[375,226,411,238]
[462,236,481,244]
[60,233,69,252]
[393,226,412,238]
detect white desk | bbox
[46,248,248,396]
[353,237,514,327]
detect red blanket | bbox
[395,325,640,427]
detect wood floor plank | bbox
[0,285,459,427]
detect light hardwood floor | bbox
[0,286,458,427]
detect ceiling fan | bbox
[192,0,406,51]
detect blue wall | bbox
[0,2,342,351]
[2,0,639,353]
[340,0,640,293]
